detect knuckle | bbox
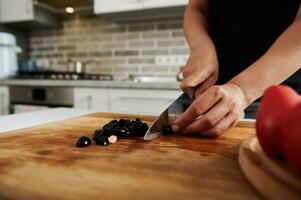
[213,86,225,98]
[227,96,235,107]
[203,116,215,127]
[192,104,203,116]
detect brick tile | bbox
[114,50,139,56]
[89,51,112,57]
[142,49,169,55]
[129,58,155,64]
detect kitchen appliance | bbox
[0,32,21,78]
[9,86,74,113]
[13,71,113,81]
[144,92,192,140]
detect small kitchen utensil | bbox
[67,59,97,74]
[144,92,192,140]
[67,59,86,74]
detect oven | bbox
[9,86,74,114]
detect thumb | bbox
[180,70,208,91]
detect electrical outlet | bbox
[155,56,188,66]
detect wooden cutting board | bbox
[239,137,301,200]
[0,112,260,200]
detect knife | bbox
[144,92,192,140]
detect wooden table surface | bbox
[0,113,260,200]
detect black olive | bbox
[116,119,131,127]
[93,129,102,140]
[109,119,118,124]
[76,136,91,148]
[113,127,131,138]
[95,136,110,146]
[127,124,136,135]
[131,118,141,123]
[141,123,149,132]
[102,128,114,137]
[162,125,174,135]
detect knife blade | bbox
[144,92,192,140]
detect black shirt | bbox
[209,0,301,91]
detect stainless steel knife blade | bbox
[144,92,192,140]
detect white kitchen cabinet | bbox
[0,86,9,115]
[0,0,34,23]
[74,88,109,111]
[94,0,187,14]
[73,88,181,115]
[143,0,188,9]
[94,0,143,14]
[109,89,181,115]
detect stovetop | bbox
[12,71,113,81]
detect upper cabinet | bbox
[94,0,188,14]
[143,0,188,9]
[0,0,34,23]
[94,0,143,14]
[0,0,60,29]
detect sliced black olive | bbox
[95,136,110,146]
[76,136,91,148]
[93,129,102,141]
[131,118,141,123]
[162,125,174,135]
[102,128,115,137]
[116,119,131,127]
[113,127,131,138]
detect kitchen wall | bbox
[28,16,189,77]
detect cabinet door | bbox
[0,86,9,115]
[109,89,182,115]
[143,0,188,9]
[94,0,143,14]
[0,0,34,23]
[74,88,109,111]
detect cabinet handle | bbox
[118,96,175,102]
[0,93,5,115]
[87,96,92,109]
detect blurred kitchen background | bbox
[0,0,189,115]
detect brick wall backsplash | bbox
[28,16,189,77]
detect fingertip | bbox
[172,124,180,133]
[180,81,187,91]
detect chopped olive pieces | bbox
[76,136,91,148]
[162,125,174,135]
[95,136,110,146]
[75,118,150,148]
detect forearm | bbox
[230,19,301,105]
[184,0,215,56]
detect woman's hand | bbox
[172,83,250,137]
[180,46,219,98]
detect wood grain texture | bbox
[239,137,301,200]
[0,113,259,200]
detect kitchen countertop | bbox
[0,108,255,134]
[0,108,96,134]
[0,79,181,90]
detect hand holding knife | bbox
[144,88,195,141]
